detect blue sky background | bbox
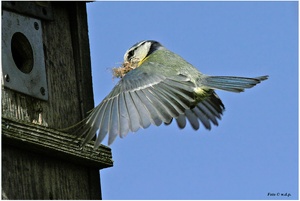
[86,2,298,200]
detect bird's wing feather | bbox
[78,62,197,148]
[175,90,225,130]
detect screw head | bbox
[40,87,45,95]
[5,74,10,82]
[34,22,39,30]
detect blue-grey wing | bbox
[78,62,196,148]
[174,91,225,130]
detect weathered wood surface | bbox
[2,117,113,168]
[2,2,88,128]
[2,2,112,199]
[2,144,103,199]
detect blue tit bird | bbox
[74,40,268,149]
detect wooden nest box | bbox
[2,2,113,199]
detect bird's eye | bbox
[127,50,134,60]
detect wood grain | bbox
[2,2,112,199]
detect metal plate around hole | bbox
[2,10,48,101]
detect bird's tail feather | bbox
[203,75,268,92]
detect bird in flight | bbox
[73,40,268,149]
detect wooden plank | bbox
[41,2,84,128]
[2,2,84,129]
[2,117,113,169]
[2,1,54,21]
[2,144,103,199]
[2,2,113,199]
[68,2,95,119]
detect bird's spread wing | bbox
[174,90,225,130]
[76,63,197,148]
[164,89,225,131]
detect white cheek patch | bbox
[133,41,152,61]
